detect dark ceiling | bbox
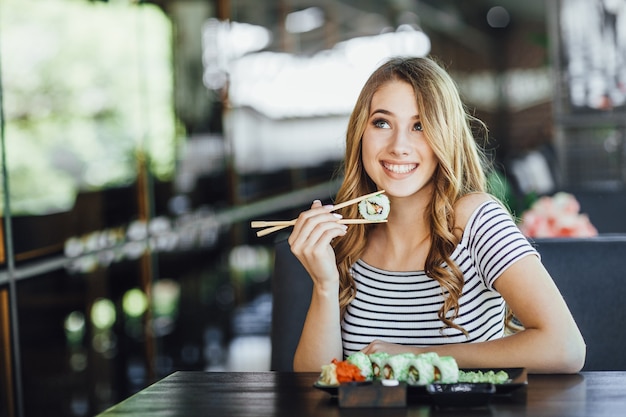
[144,0,548,55]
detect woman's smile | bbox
[382,161,418,175]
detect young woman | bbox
[287,56,586,374]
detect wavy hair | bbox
[332,56,491,335]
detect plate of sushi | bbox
[313,351,527,402]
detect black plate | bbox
[313,367,527,397]
[427,382,496,408]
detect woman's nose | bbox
[389,129,411,156]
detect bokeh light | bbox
[123,288,148,318]
[91,298,116,330]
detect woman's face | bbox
[361,80,438,199]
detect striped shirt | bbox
[341,200,537,357]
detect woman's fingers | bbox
[287,200,348,284]
[288,200,342,247]
[290,214,346,253]
[361,340,422,356]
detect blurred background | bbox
[0,0,624,416]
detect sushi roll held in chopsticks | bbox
[357,193,390,221]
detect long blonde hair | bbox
[332,56,490,334]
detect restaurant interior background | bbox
[0,0,624,416]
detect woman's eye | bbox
[373,119,390,129]
[413,121,423,131]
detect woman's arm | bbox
[362,255,586,373]
[477,254,585,373]
[293,280,343,371]
[288,200,347,371]
[449,194,585,372]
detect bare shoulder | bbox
[453,192,497,231]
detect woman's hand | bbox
[288,200,348,289]
[361,340,423,356]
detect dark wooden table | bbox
[97,371,626,416]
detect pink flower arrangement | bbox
[518,192,598,238]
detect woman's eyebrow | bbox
[369,108,421,120]
[369,108,392,117]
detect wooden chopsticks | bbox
[251,190,386,237]
[251,219,386,228]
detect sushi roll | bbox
[383,353,416,381]
[368,352,390,380]
[358,193,390,221]
[347,352,373,380]
[407,355,436,385]
[432,355,460,383]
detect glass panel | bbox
[0,0,176,261]
[0,1,178,415]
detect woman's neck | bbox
[362,196,431,271]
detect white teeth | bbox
[384,163,417,174]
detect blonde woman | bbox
[288,57,585,374]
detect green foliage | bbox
[486,170,514,209]
[0,0,177,214]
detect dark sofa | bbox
[271,235,626,371]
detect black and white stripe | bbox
[341,200,537,357]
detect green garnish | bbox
[458,370,510,384]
